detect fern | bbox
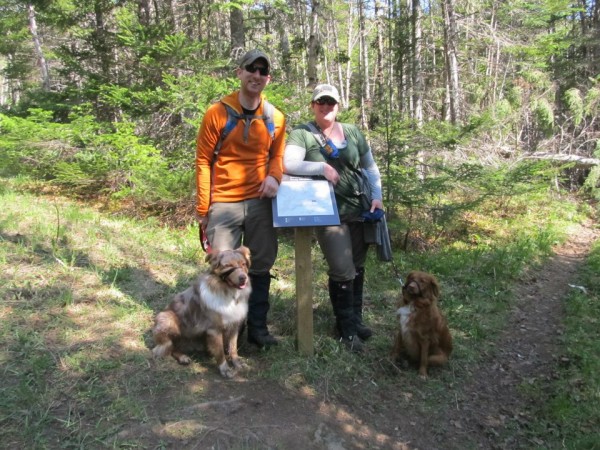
[563,88,583,126]
[582,166,600,200]
[53,162,95,187]
[494,99,513,120]
[584,87,600,116]
[533,98,554,135]
[521,70,551,90]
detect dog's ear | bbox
[236,246,251,267]
[428,274,440,300]
[205,250,219,267]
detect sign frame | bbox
[272,176,340,228]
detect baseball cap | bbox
[312,84,341,103]
[238,49,271,70]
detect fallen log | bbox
[524,152,600,169]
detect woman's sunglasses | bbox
[314,97,338,106]
[244,64,269,76]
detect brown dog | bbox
[390,271,452,378]
[152,246,252,378]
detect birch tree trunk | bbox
[411,0,423,127]
[307,0,320,88]
[164,0,177,30]
[373,1,385,110]
[28,4,50,91]
[359,0,369,128]
[442,0,461,124]
[277,9,291,75]
[328,0,346,102]
[137,0,151,26]
[345,3,357,106]
[392,0,409,119]
[590,0,600,75]
[484,4,500,106]
[230,5,245,61]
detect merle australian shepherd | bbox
[152,246,252,378]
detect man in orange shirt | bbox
[196,49,286,347]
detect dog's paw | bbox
[218,362,236,379]
[231,357,247,370]
[152,344,170,358]
[175,355,192,365]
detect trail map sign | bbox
[272,176,340,228]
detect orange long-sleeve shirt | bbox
[195,91,286,217]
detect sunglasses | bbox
[244,64,269,76]
[314,97,338,106]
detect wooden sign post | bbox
[272,176,340,356]
[294,226,314,355]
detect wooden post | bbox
[295,226,314,355]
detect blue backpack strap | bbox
[213,103,243,163]
[304,121,339,159]
[262,100,276,141]
[213,100,276,164]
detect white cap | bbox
[311,84,340,103]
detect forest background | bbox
[2,1,600,448]
[1,0,599,225]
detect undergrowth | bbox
[0,177,596,448]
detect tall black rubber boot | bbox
[353,268,373,341]
[247,273,278,348]
[328,278,364,353]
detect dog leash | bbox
[199,225,211,253]
[390,256,404,286]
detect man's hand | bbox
[259,175,279,198]
[195,212,208,232]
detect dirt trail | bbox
[427,221,600,449]
[137,221,598,450]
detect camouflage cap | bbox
[238,49,271,70]
[311,84,341,103]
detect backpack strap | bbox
[262,100,276,141]
[304,121,339,159]
[212,100,276,164]
[305,122,326,148]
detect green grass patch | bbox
[0,177,596,447]
[524,238,600,448]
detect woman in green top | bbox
[283,84,384,353]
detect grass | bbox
[0,176,598,448]
[523,238,600,449]
[1,184,202,448]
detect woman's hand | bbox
[370,199,383,213]
[323,164,340,185]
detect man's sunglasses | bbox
[244,64,269,76]
[314,97,338,106]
